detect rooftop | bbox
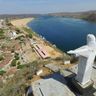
[31,78,75,96]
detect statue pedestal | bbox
[72,78,94,94]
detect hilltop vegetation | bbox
[0,61,39,96]
[82,13,96,22]
[0,18,71,96]
[0,29,5,39]
[0,14,41,19]
[48,10,96,22]
[0,10,96,22]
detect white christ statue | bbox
[67,34,96,85]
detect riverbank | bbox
[11,18,34,28]
[8,17,74,96]
[11,17,69,59]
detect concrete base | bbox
[72,78,94,94]
[32,78,75,96]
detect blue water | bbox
[28,16,96,52]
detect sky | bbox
[0,0,96,14]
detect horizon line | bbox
[0,10,96,15]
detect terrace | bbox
[0,53,13,70]
[33,44,50,59]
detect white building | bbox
[0,19,4,28]
[10,31,17,39]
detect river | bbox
[28,16,96,52]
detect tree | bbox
[0,29,5,39]
[0,70,6,76]
[28,33,32,38]
[15,53,19,60]
[83,13,96,22]
[0,61,40,96]
[11,59,17,66]
[17,65,25,69]
[0,55,4,61]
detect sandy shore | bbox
[11,18,34,28]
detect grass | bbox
[0,55,4,61]
[0,61,40,96]
[22,27,36,38]
[23,27,32,33]
[0,29,5,39]
[17,64,25,69]
[10,53,20,67]
[14,53,19,60]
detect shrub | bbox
[0,29,5,39]
[17,61,20,65]
[17,64,25,69]
[82,13,96,22]
[0,70,6,75]
[23,27,33,38]
[11,59,17,66]
[15,28,21,34]
[0,55,4,61]
[28,33,32,38]
[11,48,15,53]
[1,45,6,49]
[0,60,41,96]
[15,53,19,60]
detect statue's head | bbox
[87,34,96,46]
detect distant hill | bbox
[48,12,81,18]
[0,14,42,19]
[48,10,96,17]
[48,10,96,22]
[0,10,96,22]
[82,13,96,22]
